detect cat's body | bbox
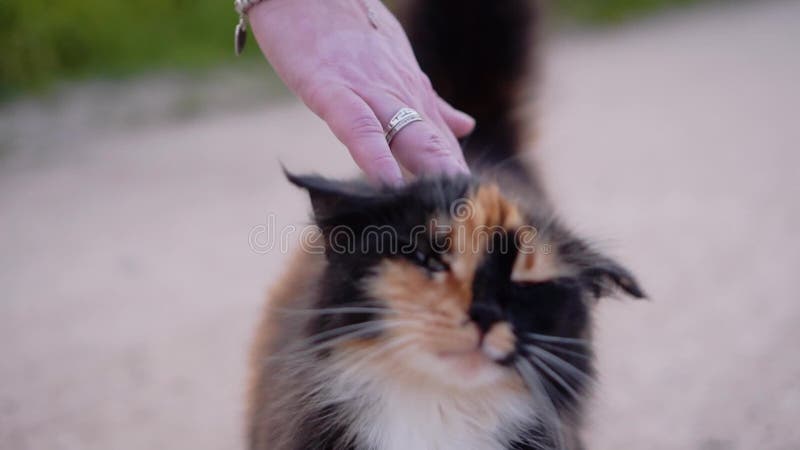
[247,1,643,449]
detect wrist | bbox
[234,0,303,55]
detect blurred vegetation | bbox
[0,0,252,98]
[1,0,700,98]
[558,0,701,23]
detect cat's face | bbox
[290,173,643,398]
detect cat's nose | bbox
[468,303,502,334]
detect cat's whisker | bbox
[515,359,566,449]
[300,320,387,346]
[334,336,415,378]
[524,332,589,346]
[533,341,591,360]
[527,346,593,385]
[524,361,588,426]
[529,354,580,401]
[276,306,397,316]
[539,211,562,237]
[303,319,415,346]
[525,344,594,409]
[271,323,415,387]
[269,320,413,362]
[266,327,384,363]
[515,359,545,404]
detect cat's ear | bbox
[578,253,646,299]
[579,252,646,298]
[558,237,645,299]
[285,170,384,226]
[558,237,647,298]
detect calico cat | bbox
[247,1,644,449]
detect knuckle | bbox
[419,133,451,157]
[399,68,418,87]
[349,115,382,138]
[305,80,333,104]
[419,74,434,91]
[305,82,341,117]
[370,152,396,166]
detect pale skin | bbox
[248,0,475,186]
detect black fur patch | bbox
[403,0,541,185]
[292,403,357,450]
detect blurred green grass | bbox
[559,0,701,23]
[1,0,699,98]
[0,0,254,98]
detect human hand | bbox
[248,0,475,185]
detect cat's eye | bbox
[413,250,449,273]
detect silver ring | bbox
[384,107,423,145]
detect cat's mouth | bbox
[436,344,512,366]
[435,349,499,378]
[437,348,487,360]
[436,322,517,368]
[388,321,520,384]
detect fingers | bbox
[364,93,469,177]
[308,85,404,186]
[436,96,475,138]
[307,84,471,183]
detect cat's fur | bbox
[247,1,644,449]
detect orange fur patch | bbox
[510,249,562,283]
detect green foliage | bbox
[0,0,700,97]
[0,0,253,97]
[557,0,700,24]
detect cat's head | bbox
[288,172,643,399]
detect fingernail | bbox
[440,159,470,177]
[378,166,405,187]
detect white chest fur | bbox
[343,379,535,450]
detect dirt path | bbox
[2,1,799,449]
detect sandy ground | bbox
[2,1,799,449]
